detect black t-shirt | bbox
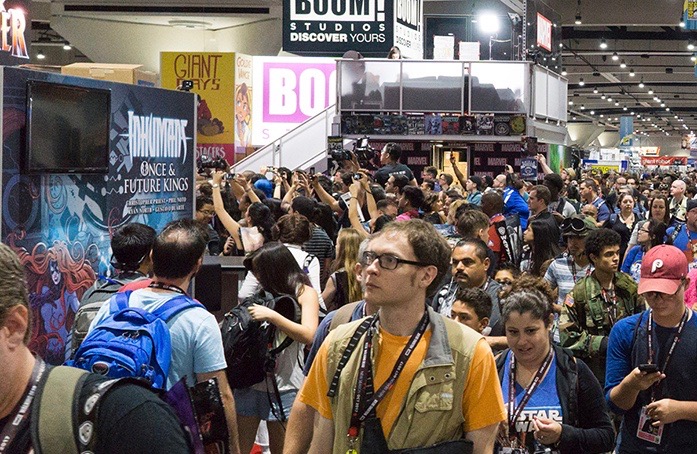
[373,163,414,187]
[1,374,190,454]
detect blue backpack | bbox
[67,291,203,390]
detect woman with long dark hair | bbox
[627,194,670,250]
[236,241,319,454]
[211,171,273,255]
[622,218,668,282]
[604,192,637,263]
[521,219,561,277]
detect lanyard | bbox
[148,281,187,295]
[507,349,554,443]
[647,309,689,401]
[569,256,592,284]
[0,358,46,453]
[347,311,430,439]
[600,285,618,326]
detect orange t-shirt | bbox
[299,327,506,436]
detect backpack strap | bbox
[108,290,132,313]
[33,366,88,454]
[329,301,362,332]
[302,253,317,273]
[670,223,684,244]
[152,295,205,322]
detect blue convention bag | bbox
[67,291,203,390]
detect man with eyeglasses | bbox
[559,228,641,385]
[195,195,221,255]
[296,220,505,453]
[606,245,697,453]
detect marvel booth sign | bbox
[283,0,423,58]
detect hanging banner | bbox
[252,57,336,146]
[0,0,30,65]
[234,54,254,162]
[685,0,697,29]
[394,0,423,59]
[283,0,393,56]
[160,52,236,165]
[641,156,688,166]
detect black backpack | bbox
[221,291,300,390]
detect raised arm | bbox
[449,153,468,188]
[348,182,370,239]
[211,171,243,251]
[359,174,378,220]
[236,175,261,204]
[312,175,341,213]
[536,153,554,175]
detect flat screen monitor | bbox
[25,80,111,174]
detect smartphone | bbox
[309,166,315,175]
[638,363,659,373]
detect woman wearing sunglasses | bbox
[621,219,668,282]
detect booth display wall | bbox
[1,67,196,365]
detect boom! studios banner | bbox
[283,0,394,56]
[1,67,195,364]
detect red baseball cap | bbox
[638,245,688,295]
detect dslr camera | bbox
[196,155,229,175]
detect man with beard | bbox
[431,238,506,350]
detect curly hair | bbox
[584,228,621,265]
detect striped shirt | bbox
[544,254,593,305]
[303,226,336,287]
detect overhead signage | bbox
[0,0,29,63]
[641,156,687,166]
[284,0,392,55]
[536,13,552,52]
[252,57,336,146]
[394,0,423,59]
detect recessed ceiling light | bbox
[168,19,212,29]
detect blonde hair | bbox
[332,228,363,303]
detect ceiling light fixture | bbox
[648,89,654,94]
[612,52,619,61]
[599,38,608,49]
[689,41,696,51]
[580,105,586,110]
[575,0,582,25]
[593,87,599,93]
[578,78,585,86]
[590,110,595,115]
[629,68,635,77]
[568,100,574,105]
[36,51,45,60]
[638,78,645,88]
[620,59,627,68]
[62,43,72,51]
[561,67,567,76]
[615,101,620,106]
[601,94,607,99]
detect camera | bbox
[178,80,194,92]
[330,147,353,162]
[196,155,229,175]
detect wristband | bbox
[212,183,220,189]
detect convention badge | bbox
[637,406,663,445]
[564,293,574,307]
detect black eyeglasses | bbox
[361,251,429,270]
[560,217,586,233]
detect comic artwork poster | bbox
[161,52,235,165]
[1,67,195,364]
[234,54,253,162]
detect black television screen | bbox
[25,80,111,174]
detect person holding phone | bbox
[606,245,697,453]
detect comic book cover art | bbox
[425,113,443,135]
[476,114,494,135]
[407,115,425,135]
[494,115,512,136]
[441,115,461,135]
[460,115,476,135]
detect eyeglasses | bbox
[643,280,685,301]
[198,209,215,216]
[560,217,587,233]
[496,279,513,287]
[361,251,429,270]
